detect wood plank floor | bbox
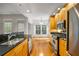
[30,37,56,56]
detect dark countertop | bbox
[0,45,15,56]
[0,38,25,56]
[50,32,66,38]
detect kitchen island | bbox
[0,32,29,56]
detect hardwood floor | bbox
[30,37,56,56]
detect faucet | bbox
[8,33,16,46]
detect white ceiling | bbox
[0,3,65,23]
[0,3,20,14]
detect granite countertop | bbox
[50,32,66,38]
[0,38,25,56]
[0,45,15,56]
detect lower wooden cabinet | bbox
[4,39,29,56]
[22,39,29,56]
[4,49,15,56]
[59,38,68,56]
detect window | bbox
[18,23,24,32]
[4,22,12,34]
[36,25,41,34]
[42,25,47,34]
[35,25,47,35]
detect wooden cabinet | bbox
[14,43,23,56]
[4,49,15,56]
[22,40,29,56]
[49,16,57,32]
[4,39,28,56]
[59,38,68,56]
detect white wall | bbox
[0,14,28,34]
[0,18,4,34]
[29,19,50,36]
[28,23,34,35]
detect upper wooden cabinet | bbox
[49,16,57,32]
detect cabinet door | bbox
[59,39,67,56]
[14,46,23,56]
[22,40,29,56]
[14,39,28,56]
[4,39,28,56]
[14,42,24,56]
[4,49,15,56]
[50,16,57,32]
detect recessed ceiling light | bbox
[26,9,30,13]
[58,8,61,10]
[53,13,55,15]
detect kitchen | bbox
[0,3,79,56]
